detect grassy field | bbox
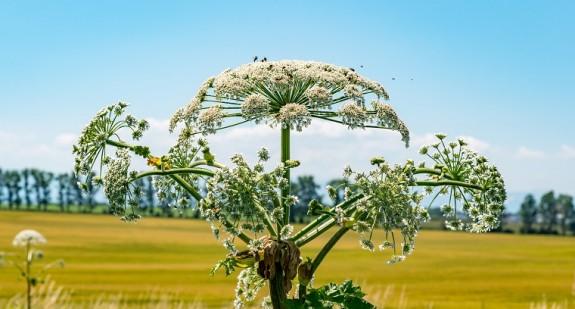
[1,211,574,308]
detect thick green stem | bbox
[295,196,371,247]
[268,127,291,309]
[281,128,291,225]
[169,174,203,201]
[220,219,252,244]
[413,167,443,176]
[107,139,227,169]
[308,212,371,280]
[311,227,349,274]
[295,218,339,247]
[134,168,215,180]
[188,160,226,169]
[105,138,131,149]
[290,194,364,242]
[415,180,482,191]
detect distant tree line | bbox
[0,167,188,217]
[519,191,575,235]
[0,168,332,220]
[3,167,573,236]
[0,168,101,212]
[0,168,499,224]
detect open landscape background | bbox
[1,211,575,308]
[1,1,575,308]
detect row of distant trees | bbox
[0,168,175,217]
[0,168,169,215]
[519,191,574,235]
[0,168,331,219]
[4,167,573,235]
[0,168,101,212]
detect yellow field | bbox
[1,211,574,308]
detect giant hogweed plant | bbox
[73,60,506,308]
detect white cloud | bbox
[516,146,545,159]
[54,133,77,147]
[559,145,575,159]
[212,124,277,140]
[145,117,170,131]
[0,129,75,171]
[458,135,490,152]
[0,130,18,146]
[411,133,437,148]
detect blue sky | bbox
[1,1,574,210]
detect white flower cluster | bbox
[334,101,410,145]
[234,266,266,309]
[201,150,296,248]
[340,159,429,264]
[169,78,215,132]
[168,60,410,146]
[344,84,364,103]
[372,101,410,146]
[12,229,47,247]
[208,60,388,100]
[339,102,367,129]
[198,106,224,134]
[241,93,270,121]
[73,102,149,176]
[71,102,157,221]
[102,149,137,219]
[418,134,506,232]
[273,103,311,131]
[304,85,332,106]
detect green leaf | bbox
[209,257,237,276]
[288,280,375,309]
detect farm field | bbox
[0,211,574,308]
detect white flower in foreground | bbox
[12,230,47,247]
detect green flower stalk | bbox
[73,60,506,309]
